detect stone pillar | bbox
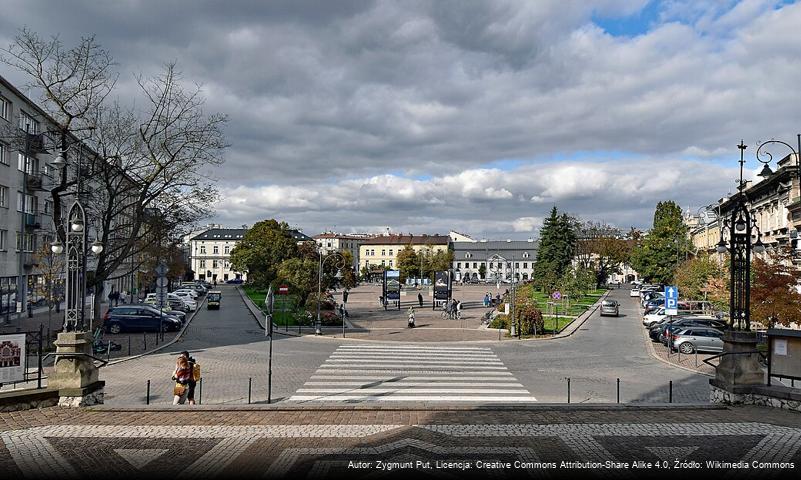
[710,330,764,405]
[48,332,104,407]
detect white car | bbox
[173,289,200,300]
[643,307,668,326]
[172,292,198,311]
[630,288,640,297]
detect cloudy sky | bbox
[3,0,801,239]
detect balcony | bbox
[23,213,42,231]
[25,132,49,154]
[22,252,38,270]
[25,173,44,190]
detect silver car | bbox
[600,299,619,317]
[671,327,724,354]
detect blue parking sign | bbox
[665,285,679,315]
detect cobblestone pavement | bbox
[0,405,799,479]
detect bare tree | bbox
[32,243,66,338]
[2,29,227,323]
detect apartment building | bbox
[359,234,450,273]
[313,232,369,269]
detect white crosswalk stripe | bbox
[288,344,537,403]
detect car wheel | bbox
[109,323,122,334]
[679,342,695,354]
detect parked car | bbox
[671,327,725,354]
[600,299,619,317]
[225,278,244,284]
[659,317,726,345]
[173,288,200,299]
[142,297,187,323]
[103,305,182,334]
[630,287,641,297]
[171,292,197,311]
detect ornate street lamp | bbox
[316,250,346,336]
[50,145,104,332]
[715,141,766,331]
[754,134,800,191]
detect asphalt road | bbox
[100,285,709,406]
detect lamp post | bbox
[754,133,801,198]
[715,141,766,331]
[316,250,345,336]
[488,253,517,338]
[49,144,103,332]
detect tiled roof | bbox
[192,228,312,242]
[361,234,450,245]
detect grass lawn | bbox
[513,284,608,334]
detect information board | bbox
[0,334,25,383]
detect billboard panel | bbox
[0,334,25,383]
[384,270,401,300]
[434,271,451,300]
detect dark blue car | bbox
[103,305,182,334]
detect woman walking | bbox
[172,354,192,405]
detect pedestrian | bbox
[172,354,192,405]
[107,287,115,306]
[181,350,200,406]
[456,299,462,319]
[378,295,383,306]
[343,290,349,304]
[408,306,415,328]
[339,303,345,318]
[120,291,128,304]
[417,292,423,307]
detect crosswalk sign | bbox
[665,286,679,315]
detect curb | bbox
[238,287,610,344]
[105,297,207,366]
[86,402,722,412]
[640,312,715,378]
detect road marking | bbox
[289,344,535,403]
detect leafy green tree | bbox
[339,251,358,290]
[395,245,419,281]
[534,207,577,291]
[575,221,631,288]
[229,219,299,288]
[630,201,691,284]
[276,257,318,303]
[429,249,454,277]
[674,254,724,301]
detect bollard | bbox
[107,342,111,362]
[669,380,673,403]
[248,377,252,404]
[617,378,620,404]
[199,378,203,405]
[128,336,132,356]
[695,351,698,368]
[567,377,572,403]
[146,380,150,405]
[155,331,159,346]
[143,332,147,351]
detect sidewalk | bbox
[1,404,800,479]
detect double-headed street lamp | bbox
[316,250,345,336]
[48,144,103,332]
[714,141,766,331]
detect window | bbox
[200,245,206,254]
[523,262,528,269]
[17,192,36,214]
[199,260,206,268]
[456,262,461,269]
[473,262,477,269]
[0,230,5,250]
[44,200,52,215]
[389,249,393,256]
[19,111,39,134]
[0,96,9,120]
[481,262,485,268]
[15,232,35,252]
[389,260,393,267]
[381,260,385,266]
[515,263,519,269]
[213,245,219,254]
[0,143,7,165]
[0,185,6,208]
[212,260,218,269]
[224,245,230,254]
[18,153,38,174]
[381,249,385,256]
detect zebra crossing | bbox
[288,344,538,403]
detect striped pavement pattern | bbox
[288,344,538,402]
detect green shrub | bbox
[489,315,509,329]
[516,304,544,335]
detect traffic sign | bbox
[665,285,679,315]
[552,291,562,300]
[278,285,289,295]
[156,277,168,288]
[155,262,169,277]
